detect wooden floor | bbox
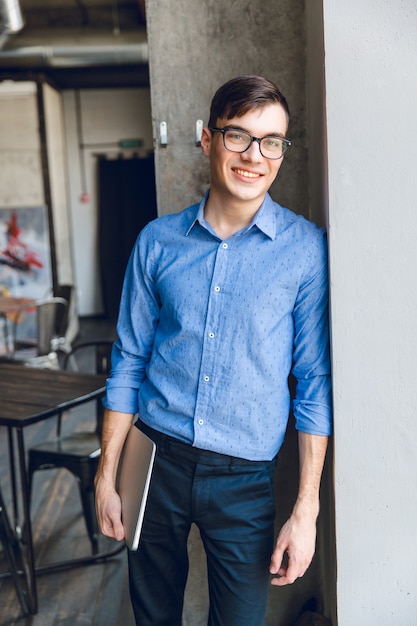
[0,318,136,626]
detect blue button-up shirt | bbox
[104,192,332,460]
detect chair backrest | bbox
[63,340,113,374]
[54,284,75,338]
[36,297,69,356]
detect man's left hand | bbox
[269,509,317,586]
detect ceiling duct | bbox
[0,0,24,50]
[0,30,148,69]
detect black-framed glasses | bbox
[209,126,291,160]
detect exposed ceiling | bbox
[0,0,149,88]
[17,0,146,31]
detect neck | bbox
[204,191,263,239]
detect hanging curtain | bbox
[98,154,157,320]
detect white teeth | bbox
[234,168,260,178]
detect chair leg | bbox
[26,456,43,544]
[77,481,100,555]
[0,495,30,614]
[29,456,101,555]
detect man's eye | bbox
[264,138,282,148]
[228,132,245,141]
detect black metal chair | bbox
[54,285,73,335]
[27,341,113,555]
[0,486,30,615]
[10,296,69,368]
[53,284,76,357]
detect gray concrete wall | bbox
[146,0,308,220]
[145,1,334,624]
[305,0,327,229]
[305,2,337,623]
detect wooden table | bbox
[0,296,35,315]
[0,363,107,614]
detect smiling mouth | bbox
[233,168,263,179]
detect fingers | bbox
[270,557,300,586]
[269,548,293,586]
[269,514,317,586]
[99,515,125,541]
[270,551,311,586]
[269,545,285,577]
[95,487,125,542]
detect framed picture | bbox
[0,205,52,297]
[0,206,53,345]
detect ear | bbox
[200,127,212,156]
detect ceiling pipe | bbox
[0,40,148,67]
[0,0,25,50]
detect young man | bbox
[95,75,332,626]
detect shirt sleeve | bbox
[291,228,332,436]
[103,226,160,414]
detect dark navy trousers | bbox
[128,423,277,626]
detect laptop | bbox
[117,423,156,551]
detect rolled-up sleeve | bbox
[103,225,160,414]
[291,229,332,436]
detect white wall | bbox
[0,80,72,302]
[0,81,43,206]
[323,1,417,624]
[43,83,74,287]
[63,88,153,316]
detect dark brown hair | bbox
[208,75,290,128]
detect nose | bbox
[241,139,263,161]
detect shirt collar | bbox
[185,192,209,236]
[185,191,277,240]
[251,194,276,240]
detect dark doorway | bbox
[98,154,157,321]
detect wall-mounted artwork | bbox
[0,205,52,298]
[0,206,53,346]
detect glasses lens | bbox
[219,128,290,159]
[260,137,286,159]
[223,129,251,152]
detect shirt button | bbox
[204,375,210,382]
[208,332,215,339]
[214,286,220,292]
[222,242,228,249]
[198,419,204,425]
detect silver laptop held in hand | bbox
[117,423,156,551]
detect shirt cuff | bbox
[293,400,333,436]
[103,377,139,414]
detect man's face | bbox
[201,103,289,209]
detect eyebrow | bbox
[223,124,286,139]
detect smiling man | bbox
[95,75,332,626]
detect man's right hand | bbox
[95,477,125,542]
[94,408,134,542]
